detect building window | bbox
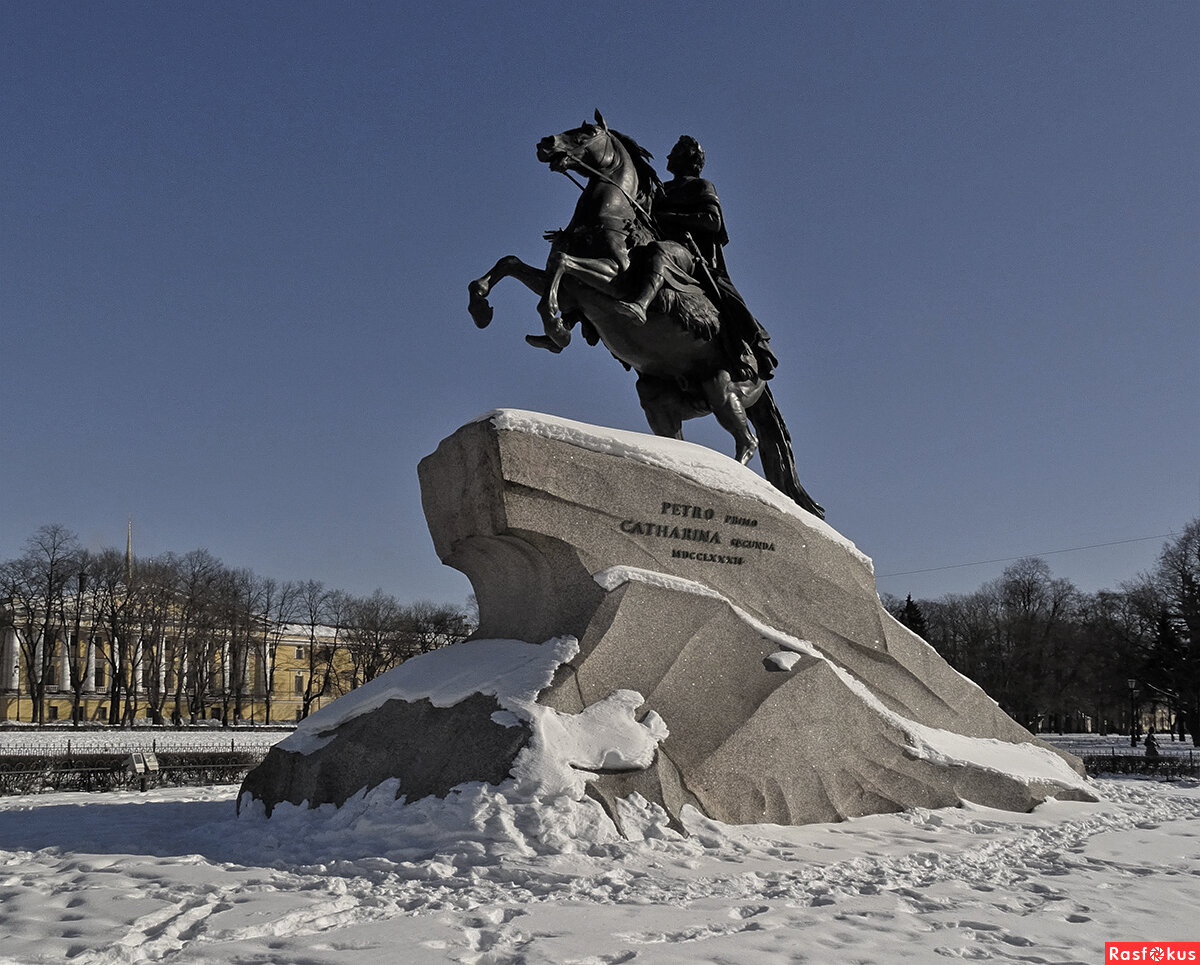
[95,662,106,689]
[295,646,304,660]
[294,672,304,695]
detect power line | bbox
[877,533,1177,579]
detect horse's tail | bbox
[746,385,825,520]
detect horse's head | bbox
[536,114,615,176]
[537,111,662,228]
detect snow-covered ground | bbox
[0,641,1192,964]
[0,774,1197,964]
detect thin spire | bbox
[125,518,134,584]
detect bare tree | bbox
[1075,586,1159,734]
[62,551,96,725]
[343,590,407,687]
[321,589,353,700]
[992,558,1079,731]
[0,525,80,723]
[165,550,226,724]
[1146,521,1200,742]
[920,559,1081,731]
[217,569,263,725]
[132,554,179,725]
[296,581,347,720]
[400,600,473,659]
[249,577,298,724]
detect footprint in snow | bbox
[729,904,769,919]
[465,907,526,928]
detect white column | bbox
[133,638,143,691]
[59,638,71,690]
[84,638,96,692]
[2,629,19,690]
[33,632,43,684]
[157,638,166,691]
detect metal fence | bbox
[0,750,269,796]
[1079,749,1199,779]
[0,726,289,758]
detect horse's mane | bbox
[608,128,663,216]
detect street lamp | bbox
[1128,678,1139,747]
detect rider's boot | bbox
[614,272,665,325]
[614,300,648,325]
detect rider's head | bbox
[667,136,705,177]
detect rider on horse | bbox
[618,136,778,384]
[470,113,825,518]
[526,133,777,389]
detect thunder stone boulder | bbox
[240,410,1090,827]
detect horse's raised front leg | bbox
[537,251,572,348]
[469,256,547,328]
[539,245,625,346]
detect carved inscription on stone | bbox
[617,501,779,565]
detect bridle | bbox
[551,127,659,238]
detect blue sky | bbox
[2,1,1197,607]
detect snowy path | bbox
[0,778,1197,963]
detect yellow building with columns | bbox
[0,621,343,725]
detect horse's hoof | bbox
[546,321,572,348]
[737,437,759,466]
[525,334,564,354]
[468,286,494,328]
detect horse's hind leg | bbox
[702,371,760,465]
[636,375,688,440]
[469,256,547,328]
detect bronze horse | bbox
[468,112,824,519]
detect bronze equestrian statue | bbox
[468,111,824,519]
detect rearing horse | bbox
[468,111,824,519]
